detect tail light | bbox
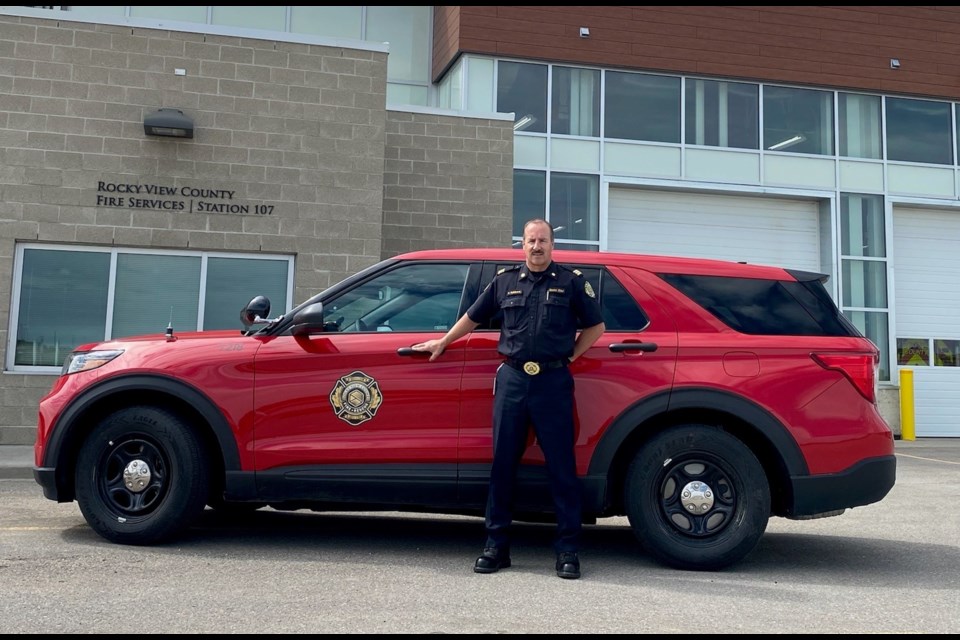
[811,352,878,403]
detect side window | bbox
[597,270,649,331]
[476,264,649,331]
[659,273,858,336]
[576,267,648,331]
[323,263,469,333]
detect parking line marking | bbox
[896,452,960,465]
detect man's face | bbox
[523,222,553,271]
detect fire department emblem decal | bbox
[329,371,383,426]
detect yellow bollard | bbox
[899,368,915,441]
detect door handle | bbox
[609,342,658,353]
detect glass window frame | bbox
[885,96,954,165]
[512,169,547,239]
[551,65,601,137]
[838,92,883,160]
[7,243,294,373]
[604,70,681,143]
[684,78,759,150]
[762,84,835,155]
[549,172,600,244]
[497,60,549,134]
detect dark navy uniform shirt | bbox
[467,261,604,362]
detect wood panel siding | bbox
[432,5,462,80]
[433,6,960,101]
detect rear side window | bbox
[576,267,649,331]
[660,273,860,337]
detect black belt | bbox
[504,358,568,375]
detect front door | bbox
[252,262,472,504]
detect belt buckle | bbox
[522,361,541,375]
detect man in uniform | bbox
[412,218,605,579]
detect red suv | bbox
[33,248,896,571]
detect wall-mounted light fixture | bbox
[143,108,194,139]
[767,134,806,151]
[890,58,901,69]
[579,27,590,38]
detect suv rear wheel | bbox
[624,425,770,571]
[74,406,209,545]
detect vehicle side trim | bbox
[254,464,458,506]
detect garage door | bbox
[893,206,960,437]
[607,188,822,272]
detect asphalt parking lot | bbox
[1,437,958,633]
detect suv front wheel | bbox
[624,425,770,571]
[74,405,209,545]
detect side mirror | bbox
[240,295,271,328]
[290,302,326,336]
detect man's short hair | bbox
[522,218,554,241]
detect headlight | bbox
[61,349,125,375]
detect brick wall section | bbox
[380,109,513,257]
[0,13,389,431]
[442,6,960,101]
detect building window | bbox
[552,66,600,137]
[498,61,548,133]
[839,193,890,381]
[605,71,681,143]
[886,97,953,165]
[685,79,759,149]
[934,339,960,367]
[897,338,930,366]
[550,173,599,245]
[839,93,882,159]
[8,245,293,371]
[513,169,547,238]
[763,85,834,155]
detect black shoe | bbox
[474,547,511,573]
[556,552,580,579]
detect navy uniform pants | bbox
[484,362,582,554]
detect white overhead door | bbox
[607,188,822,272]
[893,206,960,437]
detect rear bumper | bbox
[788,455,896,517]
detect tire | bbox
[624,425,770,571]
[74,405,209,545]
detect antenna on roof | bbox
[165,306,175,340]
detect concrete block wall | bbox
[0,12,390,434]
[381,109,513,257]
